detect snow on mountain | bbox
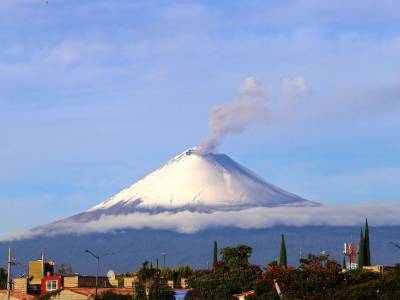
[5,148,400,241]
[87,148,317,214]
[5,148,319,239]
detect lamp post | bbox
[84,250,110,299]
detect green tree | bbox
[189,244,261,299]
[364,218,371,266]
[221,244,252,268]
[0,268,7,289]
[279,234,287,268]
[342,256,346,270]
[212,240,218,267]
[134,261,175,300]
[251,253,343,300]
[358,229,365,269]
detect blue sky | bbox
[0,0,399,234]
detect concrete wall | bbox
[13,278,28,293]
[51,289,88,300]
[63,276,109,288]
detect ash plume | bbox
[200,76,272,153]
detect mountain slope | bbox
[87,148,317,215]
[6,148,318,239]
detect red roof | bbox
[66,288,133,297]
[0,290,37,300]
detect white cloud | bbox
[280,76,309,97]
[50,43,81,64]
[4,203,400,241]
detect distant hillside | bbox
[1,226,399,275]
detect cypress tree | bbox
[342,256,346,269]
[358,229,365,269]
[279,234,287,268]
[212,240,218,267]
[364,218,371,266]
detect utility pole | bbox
[7,248,11,300]
[41,250,45,277]
[85,250,111,299]
[161,252,166,269]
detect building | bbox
[28,260,55,286]
[0,290,36,300]
[47,288,133,300]
[363,265,384,273]
[62,275,111,289]
[41,275,62,295]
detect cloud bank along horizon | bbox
[3,203,400,240]
[199,75,308,153]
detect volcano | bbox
[8,148,318,238]
[3,149,400,272]
[88,148,316,213]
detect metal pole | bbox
[95,257,99,299]
[41,250,45,277]
[85,250,111,299]
[7,248,11,300]
[161,253,166,269]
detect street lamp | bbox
[84,250,111,299]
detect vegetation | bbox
[249,259,400,300]
[358,218,371,269]
[358,229,365,269]
[132,261,175,300]
[187,244,262,299]
[38,288,64,300]
[0,267,7,289]
[250,254,343,299]
[279,234,287,268]
[55,263,73,276]
[364,218,371,266]
[160,265,193,288]
[213,240,218,267]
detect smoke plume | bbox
[200,76,271,152]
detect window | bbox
[46,280,58,291]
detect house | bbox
[363,265,384,273]
[47,288,133,300]
[122,276,138,288]
[41,274,62,295]
[62,275,111,288]
[0,290,36,300]
[180,278,189,289]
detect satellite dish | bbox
[107,270,115,280]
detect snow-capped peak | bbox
[87,148,317,213]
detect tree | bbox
[342,256,346,270]
[252,253,343,300]
[364,218,371,266]
[189,244,261,299]
[212,240,218,267]
[134,261,175,300]
[358,229,364,269]
[0,268,7,289]
[221,244,252,268]
[55,264,73,276]
[279,235,287,268]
